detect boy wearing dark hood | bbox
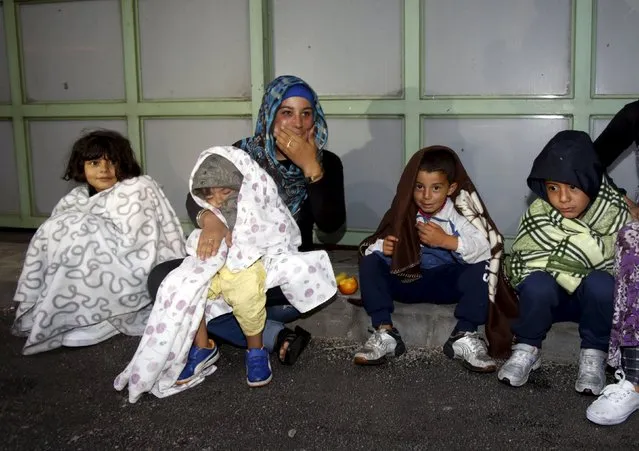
[501,130,631,394]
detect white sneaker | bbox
[498,343,541,387]
[575,348,607,395]
[353,328,406,365]
[443,331,496,373]
[61,321,119,347]
[586,370,639,425]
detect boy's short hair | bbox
[418,149,456,183]
[63,129,142,183]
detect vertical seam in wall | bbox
[249,0,266,126]
[4,0,31,221]
[404,0,421,164]
[573,0,594,132]
[121,0,142,166]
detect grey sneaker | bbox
[575,348,607,395]
[353,328,406,365]
[498,343,541,387]
[443,331,496,373]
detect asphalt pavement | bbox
[1,315,636,451]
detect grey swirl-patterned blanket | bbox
[11,176,186,355]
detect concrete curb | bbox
[294,297,581,364]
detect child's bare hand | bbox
[197,211,232,260]
[416,221,455,250]
[382,235,399,256]
[624,195,639,221]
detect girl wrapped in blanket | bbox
[115,146,337,402]
[11,130,185,355]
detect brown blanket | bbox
[359,146,518,357]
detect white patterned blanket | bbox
[114,146,337,403]
[12,176,186,355]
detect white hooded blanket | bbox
[11,176,186,355]
[114,146,337,403]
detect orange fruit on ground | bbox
[335,272,348,285]
[338,276,359,295]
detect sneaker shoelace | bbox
[580,354,604,373]
[463,332,488,354]
[509,348,535,367]
[247,353,267,370]
[363,330,385,350]
[599,370,633,402]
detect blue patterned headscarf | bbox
[236,75,328,218]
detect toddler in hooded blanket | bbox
[115,146,337,402]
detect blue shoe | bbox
[245,348,272,387]
[176,339,220,385]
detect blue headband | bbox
[281,84,315,104]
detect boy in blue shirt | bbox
[354,146,517,371]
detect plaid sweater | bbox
[506,177,630,293]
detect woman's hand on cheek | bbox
[274,126,322,176]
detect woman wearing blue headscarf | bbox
[149,75,346,368]
[235,77,330,220]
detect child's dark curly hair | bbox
[63,129,142,183]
